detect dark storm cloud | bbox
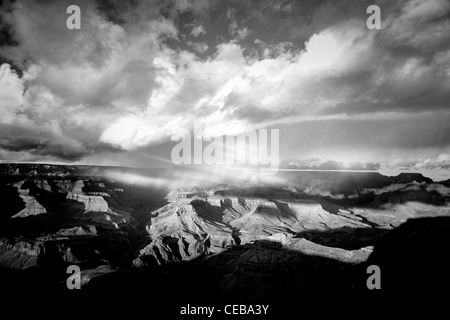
[0,122,125,161]
[196,0,395,47]
[0,123,88,160]
[0,0,22,75]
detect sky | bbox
[0,0,450,180]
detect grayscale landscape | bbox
[1,0,450,317]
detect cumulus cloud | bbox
[99,20,373,149]
[8,0,176,108]
[0,62,111,161]
[384,154,450,171]
[0,0,181,160]
[0,64,24,123]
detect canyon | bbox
[0,163,449,315]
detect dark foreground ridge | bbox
[2,217,450,317]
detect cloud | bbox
[226,7,250,41]
[0,0,449,168]
[190,24,206,37]
[0,123,88,160]
[0,64,24,123]
[0,0,182,160]
[262,0,293,14]
[381,0,450,51]
[0,61,113,160]
[1,0,184,113]
[379,153,450,180]
[284,158,381,171]
[187,41,209,53]
[385,154,450,171]
[92,7,450,151]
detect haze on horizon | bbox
[1,0,450,180]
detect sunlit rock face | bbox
[66,193,110,212]
[65,180,110,212]
[135,177,450,268]
[134,193,371,267]
[134,200,238,267]
[11,195,47,218]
